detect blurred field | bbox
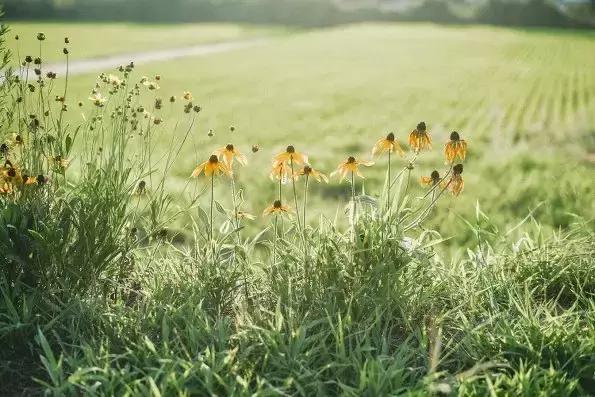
[27,23,595,243]
[8,21,275,62]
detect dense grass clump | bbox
[1,27,594,397]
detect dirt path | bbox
[43,38,268,77]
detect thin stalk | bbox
[210,174,214,242]
[290,158,302,232]
[302,174,310,281]
[351,170,357,242]
[404,180,451,231]
[303,175,309,229]
[387,150,392,214]
[230,173,241,243]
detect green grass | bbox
[8,21,276,62]
[59,23,595,245]
[1,22,595,396]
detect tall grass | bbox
[1,28,594,396]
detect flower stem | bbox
[290,158,302,232]
[351,170,357,237]
[210,173,214,242]
[230,174,241,243]
[387,149,392,215]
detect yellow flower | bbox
[236,211,256,220]
[213,144,247,167]
[191,154,232,178]
[0,161,23,185]
[88,92,106,107]
[0,181,13,194]
[269,161,291,184]
[421,170,441,186]
[263,200,293,216]
[444,131,467,163]
[50,155,70,170]
[296,165,328,183]
[273,145,308,166]
[372,132,404,157]
[330,156,374,181]
[446,164,464,196]
[409,122,432,152]
[24,176,39,185]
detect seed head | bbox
[416,122,427,132]
[450,131,460,141]
[286,145,295,153]
[209,154,219,163]
[64,37,69,44]
[347,156,356,163]
[34,57,41,65]
[251,145,259,153]
[25,55,33,63]
[37,32,46,41]
[273,200,282,208]
[225,144,234,151]
[453,164,464,175]
[386,132,395,141]
[63,48,69,55]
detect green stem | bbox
[290,158,302,232]
[387,150,392,215]
[210,174,214,242]
[231,174,241,243]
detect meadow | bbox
[1,21,594,396]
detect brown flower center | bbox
[7,168,16,178]
[416,122,427,132]
[273,200,282,208]
[430,170,440,182]
[450,131,460,141]
[303,165,312,174]
[286,145,295,153]
[347,156,356,163]
[453,164,464,175]
[386,132,395,141]
[209,154,219,163]
[225,143,234,151]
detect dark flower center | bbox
[450,131,460,141]
[303,165,312,174]
[226,143,234,151]
[453,164,464,175]
[7,168,16,177]
[286,145,295,153]
[273,200,282,208]
[37,174,46,184]
[209,154,219,163]
[416,122,426,132]
[386,132,395,141]
[347,156,356,163]
[431,170,440,181]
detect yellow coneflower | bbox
[213,144,247,166]
[446,164,464,196]
[421,170,441,186]
[183,91,193,101]
[0,181,13,194]
[444,131,467,163]
[273,145,308,166]
[330,156,374,181]
[88,92,106,107]
[50,155,70,170]
[372,132,404,157]
[263,200,293,216]
[191,154,232,177]
[236,211,256,221]
[24,176,38,185]
[269,161,291,184]
[1,162,23,185]
[409,121,432,152]
[296,165,328,183]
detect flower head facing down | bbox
[296,165,328,183]
[447,164,464,196]
[236,211,256,221]
[444,131,467,163]
[270,161,291,184]
[263,200,293,216]
[213,143,247,167]
[409,121,432,152]
[372,132,405,157]
[273,145,308,166]
[191,154,232,178]
[421,170,441,186]
[330,156,374,181]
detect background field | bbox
[18,21,593,246]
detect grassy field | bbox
[1,22,594,396]
[8,21,276,62]
[49,23,595,245]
